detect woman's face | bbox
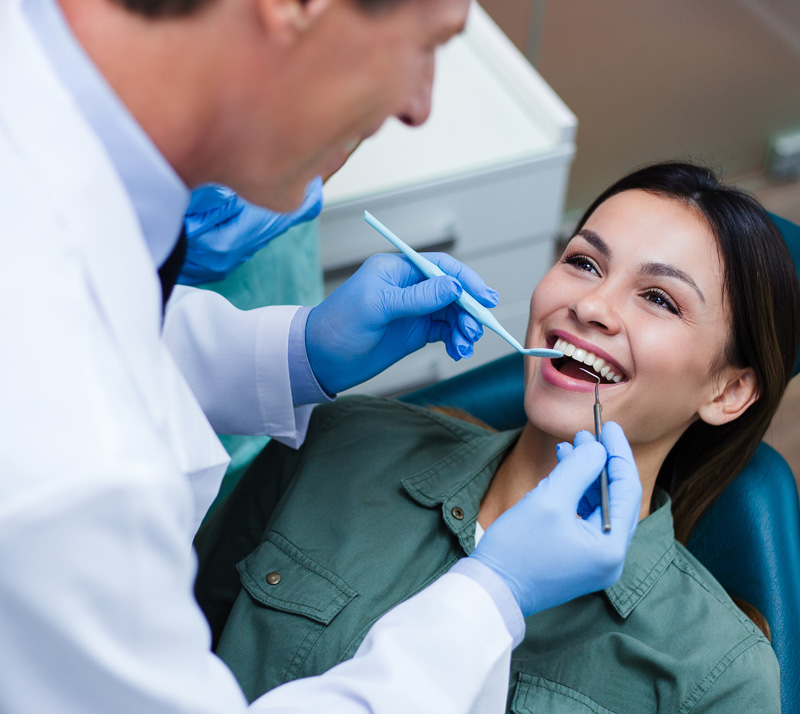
[524,189,733,454]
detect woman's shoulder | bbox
[308,395,495,442]
[657,542,780,707]
[296,396,503,493]
[635,494,773,656]
[670,542,771,645]
[514,535,780,713]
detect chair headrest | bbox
[769,214,800,377]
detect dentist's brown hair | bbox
[575,161,800,545]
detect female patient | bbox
[194,162,800,712]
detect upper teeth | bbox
[554,338,623,383]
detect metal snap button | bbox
[266,571,282,585]
[451,506,465,520]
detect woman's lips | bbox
[540,333,628,392]
[541,356,601,393]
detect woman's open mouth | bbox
[551,337,627,385]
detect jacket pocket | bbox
[216,532,358,702]
[237,531,357,624]
[511,673,618,714]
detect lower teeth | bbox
[554,357,613,384]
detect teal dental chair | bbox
[400,214,800,714]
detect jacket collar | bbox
[402,428,521,554]
[604,489,676,618]
[402,425,676,618]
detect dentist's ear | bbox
[698,367,759,426]
[256,0,332,41]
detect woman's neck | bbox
[478,425,559,529]
[478,424,661,529]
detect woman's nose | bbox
[570,284,623,334]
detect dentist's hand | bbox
[470,422,642,617]
[306,253,499,395]
[557,429,608,519]
[179,178,323,285]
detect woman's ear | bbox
[256,0,332,42]
[698,367,759,426]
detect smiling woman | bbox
[557,163,800,543]
[194,162,799,712]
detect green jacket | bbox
[195,396,780,712]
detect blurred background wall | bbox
[480,0,800,213]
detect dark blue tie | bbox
[157,228,187,314]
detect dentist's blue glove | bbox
[557,429,606,519]
[178,177,323,285]
[470,422,642,617]
[306,252,499,395]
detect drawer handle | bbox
[324,235,458,283]
[324,234,457,284]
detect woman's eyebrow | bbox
[575,229,611,260]
[640,262,706,303]
[576,228,706,303]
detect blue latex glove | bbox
[470,422,642,617]
[557,430,606,519]
[306,252,499,395]
[178,177,323,285]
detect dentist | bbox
[0,0,643,712]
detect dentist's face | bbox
[524,189,732,453]
[246,0,471,211]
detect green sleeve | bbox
[684,640,781,713]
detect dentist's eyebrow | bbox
[640,262,706,303]
[575,229,611,260]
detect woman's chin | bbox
[523,405,596,444]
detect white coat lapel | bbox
[0,1,229,524]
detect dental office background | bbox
[207,0,800,499]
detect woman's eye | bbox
[643,289,681,316]
[563,253,599,275]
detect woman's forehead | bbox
[581,190,722,270]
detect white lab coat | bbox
[0,2,514,713]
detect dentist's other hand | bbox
[179,177,323,285]
[306,252,499,395]
[470,422,641,617]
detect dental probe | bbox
[579,368,611,532]
[364,211,563,359]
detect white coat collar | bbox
[21,0,190,269]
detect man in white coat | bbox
[0,0,643,712]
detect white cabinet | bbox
[318,3,577,395]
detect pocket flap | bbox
[237,532,357,625]
[511,673,616,714]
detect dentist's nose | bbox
[570,284,623,334]
[397,59,434,127]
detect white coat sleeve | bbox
[0,474,513,714]
[162,285,314,447]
